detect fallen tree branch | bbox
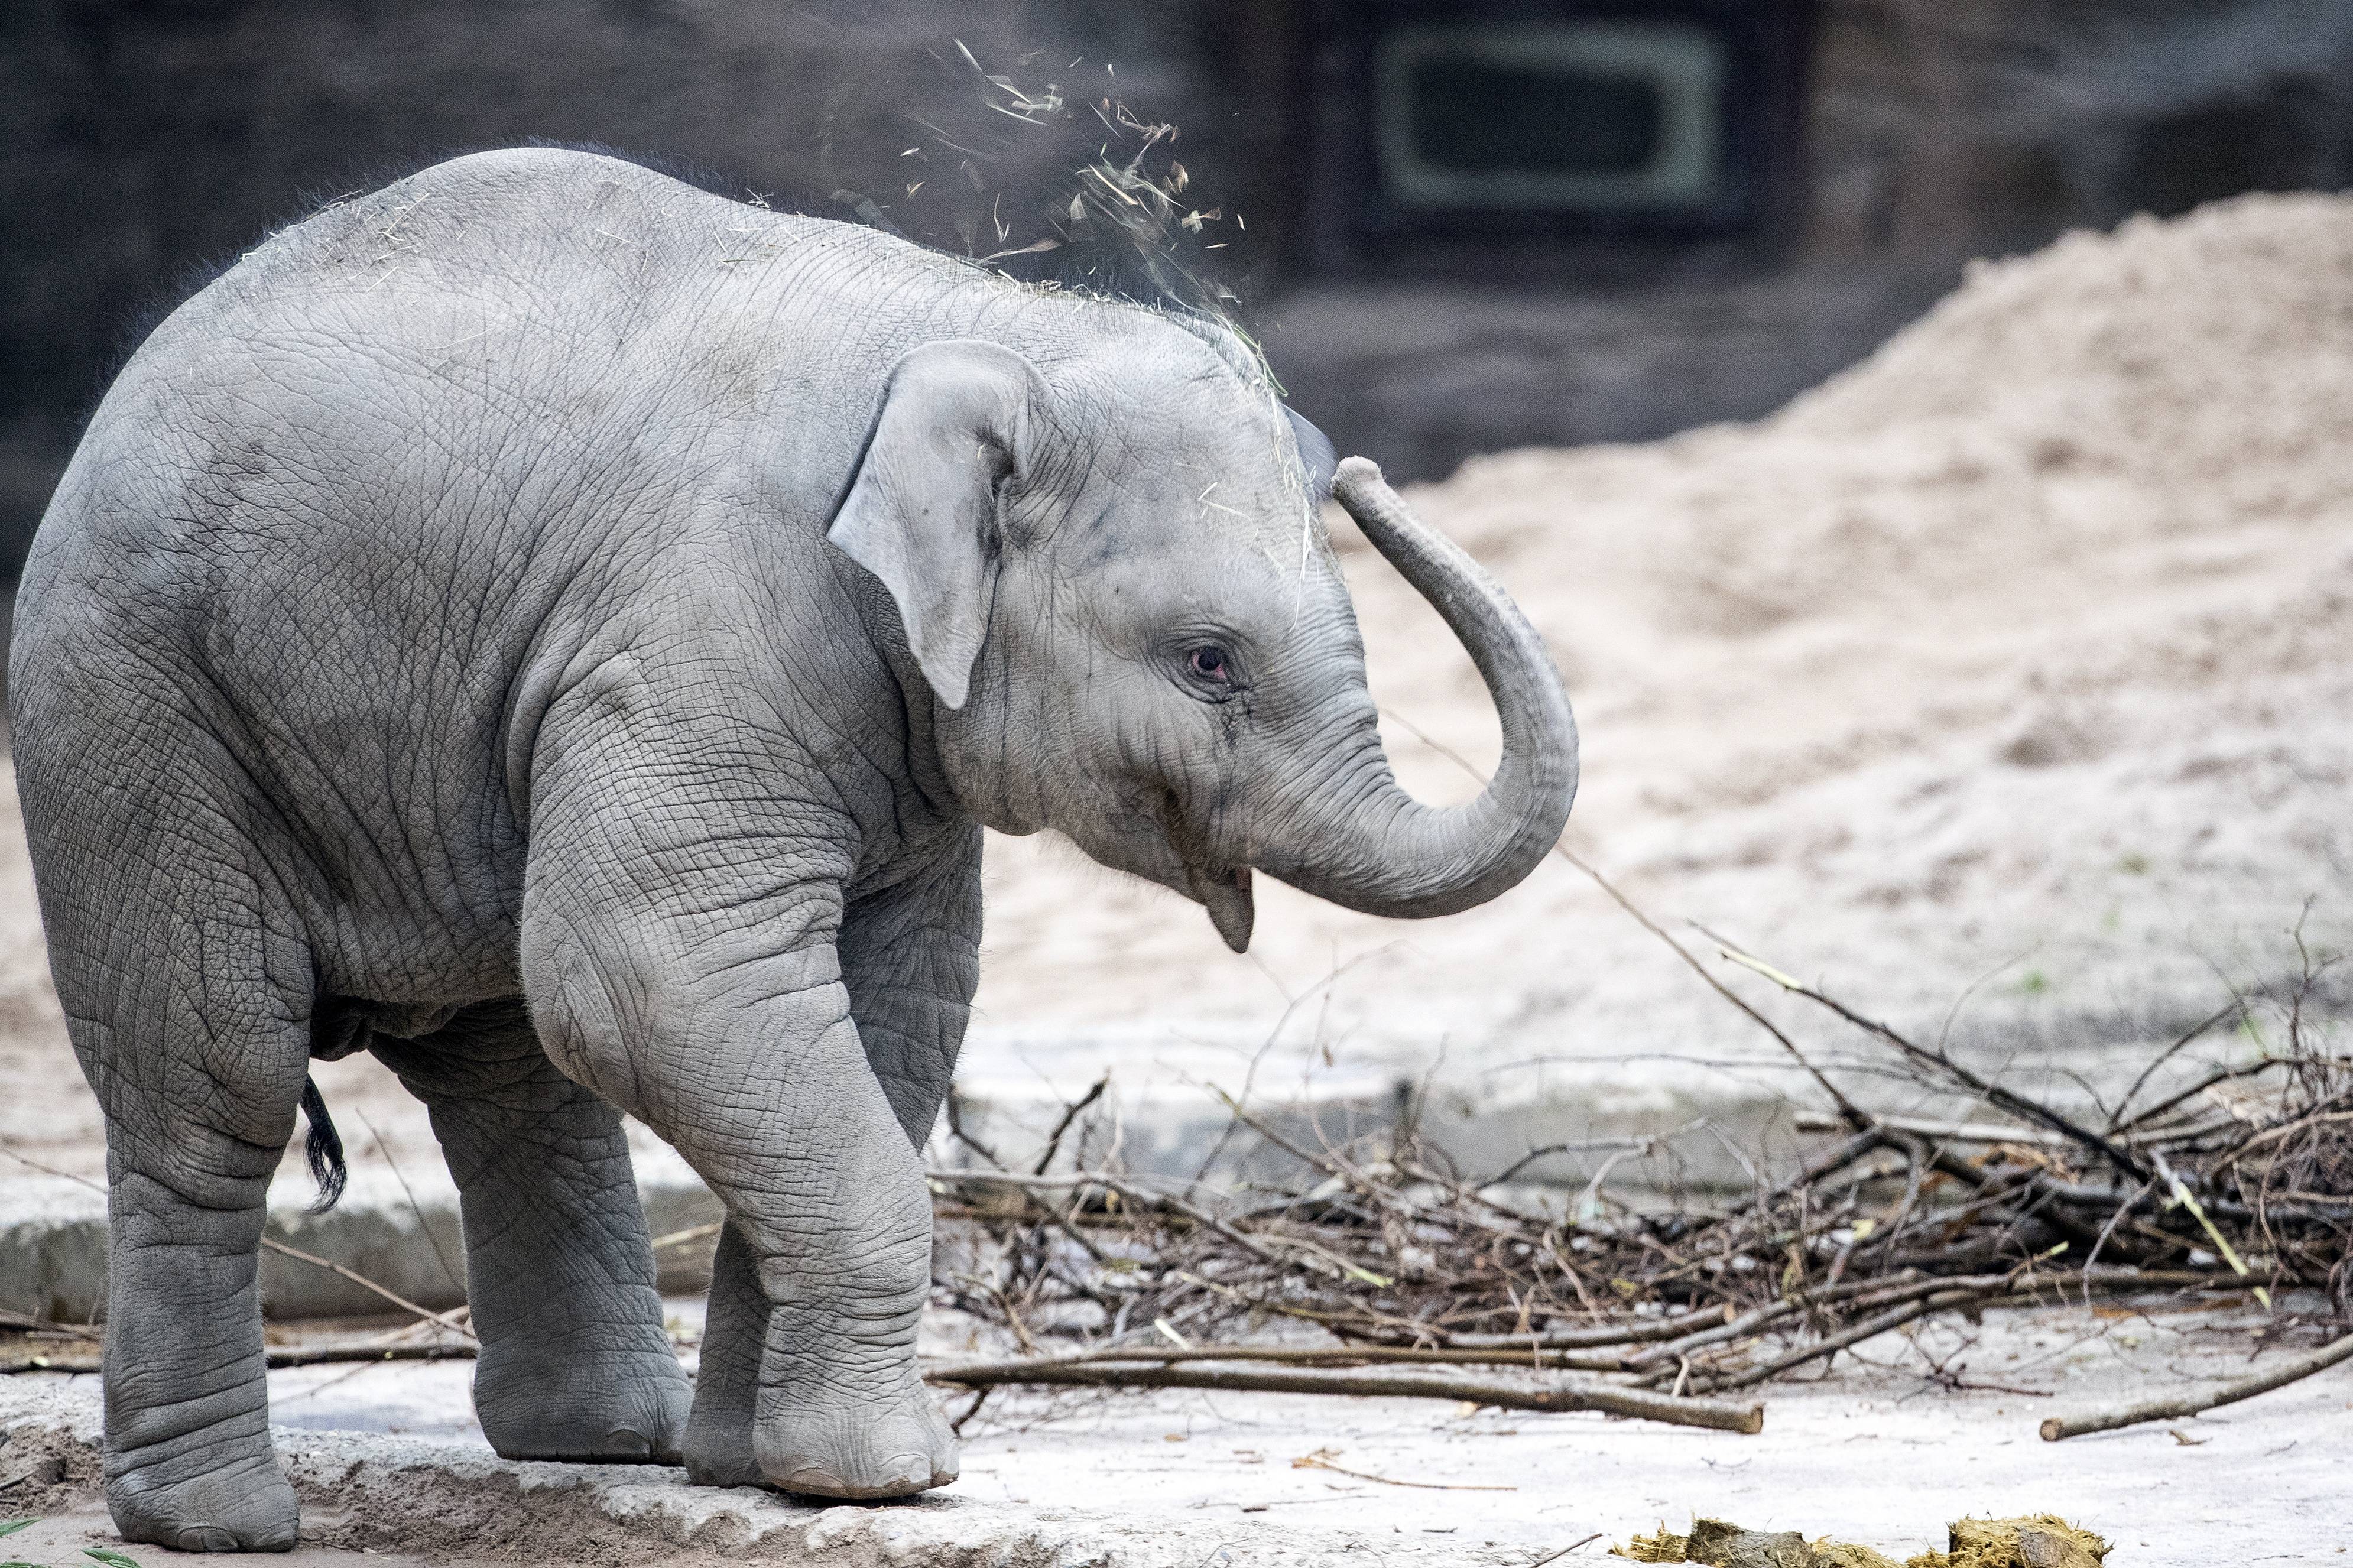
[2038,1332,2353,1440]
[1447,1307,1735,1351]
[923,1356,1764,1433]
[971,1340,1634,1373]
[265,1342,478,1369]
[1,1354,100,1374]
[1693,1289,1986,1394]
[650,1220,724,1252]
[1794,1111,2070,1148]
[0,1310,99,1341]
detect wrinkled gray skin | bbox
[8,148,1576,1550]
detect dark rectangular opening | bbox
[1299,0,1813,279]
[1381,23,1726,210]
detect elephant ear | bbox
[829,339,1046,710]
[1285,406,1338,505]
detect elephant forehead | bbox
[1066,366,1302,498]
[1055,444,1321,569]
[1045,528,1352,656]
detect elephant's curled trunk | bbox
[1272,457,1578,919]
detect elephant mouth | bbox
[1183,861,1255,954]
[1148,790,1254,953]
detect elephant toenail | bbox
[885,1452,951,1489]
[782,1465,848,1496]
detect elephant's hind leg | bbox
[680,1218,768,1485]
[370,1001,691,1462]
[50,878,312,1551]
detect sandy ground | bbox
[5,1299,2348,1564]
[970,191,2353,1110]
[1,193,2349,1189]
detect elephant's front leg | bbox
[524,892,955,1499]
[683,835,983,1486]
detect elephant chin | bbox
[1184,862,1254,953]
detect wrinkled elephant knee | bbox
[520,823,962,1499]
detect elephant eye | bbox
[1187,644,1233,684]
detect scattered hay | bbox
[1609,1515,2104,1568]
[1934,1516,2108,1568]
[818,37,1244,323]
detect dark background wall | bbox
[5,0,2351,574]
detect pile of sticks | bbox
[926,884,2351,1439]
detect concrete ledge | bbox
[0,1157,723,1324]
[0,1054,1831,1326]
[943,1047,1822,1202]
[0,1178,103,1323]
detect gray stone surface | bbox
[0,1155,721,1324]
[5,1294,2346,1566]
[0,1176,100,1323]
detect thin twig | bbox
[2107,1001,2248,1132]
[1294,1450,1515,1491]
[1709,934,2153,1183]
[258,1237,477,1342]
[1032,1074,1109,1176]
[353,1106,464,1295]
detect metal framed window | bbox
[1299,0,1813,276]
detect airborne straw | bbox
[824,40,1247,332]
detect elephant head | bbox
[828,322,1578,951]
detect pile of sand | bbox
[3,194,2349,1179]
[972,191,2353,1108]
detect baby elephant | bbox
[10,148,1575,1548]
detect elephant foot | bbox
[754,1379,958,1501]
[681,1388,762,1488]
[109,1450,300,1553]
[472,1342,693,1464]
[681,1421,763,1489]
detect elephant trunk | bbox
[1264,457,1578,920]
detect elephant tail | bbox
[300,1075,348,1213]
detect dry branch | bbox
[971,1340,1634,1372]
[924,1356,1764,1433]
[258,1236,477,1342]
[2038,1332,2353,1440]
[4,1342,478,1376]
[924,863,2348,1434]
